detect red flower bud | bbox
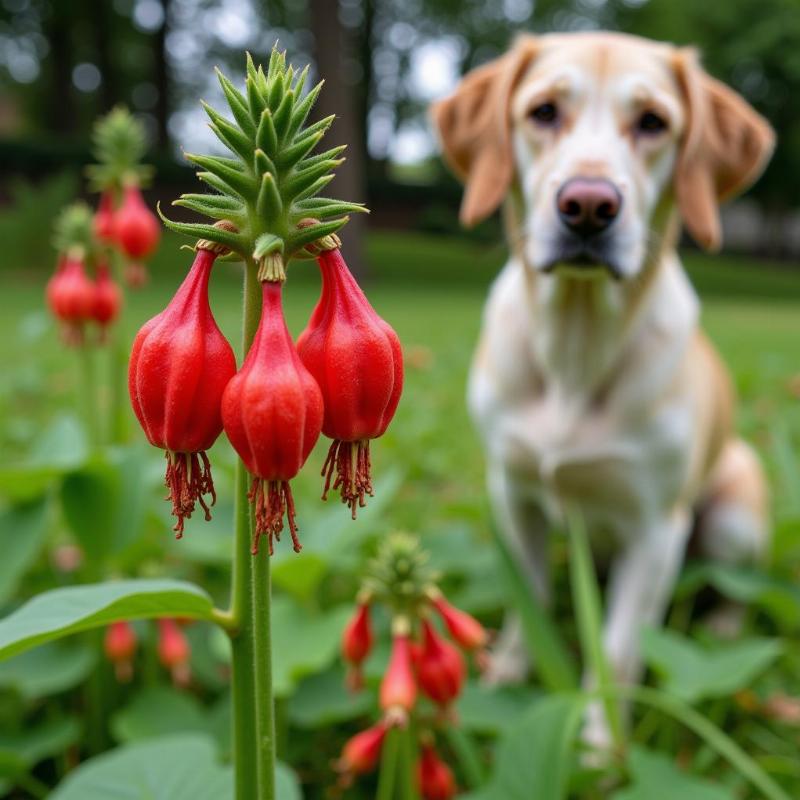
[336,723,387,778]
[94,190,117,243]
[90,261,122,336]
[104,620,137,682]
[380,631,417,723]
[157,617,191,686]
[342,601,374,690]
[431,593,488,653]
[418,743,457,800]
[46,255,95,346]
[129,245,236,536]
[416,619,465,708]
[222,280,323,555]
[115,185,160,259]
[297,246,403,517]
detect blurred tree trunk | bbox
[308,0,367,277]
[93,0,116,112]
[154,0,171,149]
[45,3,75,134]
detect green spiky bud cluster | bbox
[161,47,366,270]
[362,533,440,619]
[86,106,154,192]
[53,202,96,257]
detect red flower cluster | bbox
[104,617,191,686]
[93,186,160,287]
[46,254,122,346]
[336,587,488,797]
[129,239,403,552]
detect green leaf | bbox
[286,85,325,141]
[471,694,586,800]
[456,681,542,736]
[641,627,782,704]
[0,579,214,660]
[276,762,302,800]
[271,597,352,697]
[0,717,82,776]
[286,218,347,254]
[157,212,246,254]
[111,686,210,744]
[614,746,735,800]
[215,69,255,137]
[256,109,278,155]
[0,498,49,603]
[50,735,233,800]
[0,642,96,701]
[288,667,372,728]
[184,153,255,198]
[202,103,253,163]
[256,171,283,221]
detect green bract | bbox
[162,48,366,264]
[86,106,153,191]
[53,202,95,256]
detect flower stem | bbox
[376,728,400,800]
[107,250,129,444]
[76,343,100,449]
[228,257,275,799]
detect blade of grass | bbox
[488,519,577,691]
[377,727,400,800]
[565,504,625,752]
[445,725,485,789]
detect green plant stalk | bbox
[107,249,130,444]
[398,725,419,800]
[227,257,275,799]
[565,504,625,753]
[445,726,485,789]
[76,344,100,449]
[376,728,401,800]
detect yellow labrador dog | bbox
[433,31,774,749]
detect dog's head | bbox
[432,32,774,280]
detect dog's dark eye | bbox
[530,102,559,127]
[637,110,667,135]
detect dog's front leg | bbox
[583,508,692,752]
[484,464,551,685]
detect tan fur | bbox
[432,31,774,750]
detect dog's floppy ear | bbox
[673,48,774,252]
[431,37,540,227]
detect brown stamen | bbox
[164,450,216,537]
[321,439,373,518]
[249,478,301,555]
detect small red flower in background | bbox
[46,255,96,346]
[129,242,236,536]
[157,617,191,686]
[380,626,417,725]
[104,621,137,682]
[335,722,387,784]
[415,619,465,710]
[114,184,160,259]
[222,278,323,555]
[342,599,374,691]
[297,244,403,517]
[90,260,122,339]
[429,590,488,666]
[418,742,457,800]
[94,190,117,244]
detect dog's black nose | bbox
[556,178,622,236]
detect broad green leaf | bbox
[456,681,542,735]
[468,694,586,800]
[641,627,782,703]
[50,734,233,800]
[0,415,88,501]
[111,686,210,744]
[614,746,734,800]
[288,667,372,728]
[276,762,303,800]
[272,597,352,697]
[0,642,95,701]
[0,497,50,603]
[0,717,81,775]
[0,579,214,660]
[60,447,149,563]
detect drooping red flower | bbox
[157,617,191,686]
[418,743,457,800]
[129,244,236,536]
[222,279,323,555]
[104,620,137,682]
[46,254,95,346]
[415,619,465,708]
[90,260,122,337]
[297,246,403,517]
[94,189,117,243]
[115,184,160,259]
[342,601,374,690]
[430,592,488,654]
[380,630,417,724]
[124,260,150,289]
[336,722,387,780]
